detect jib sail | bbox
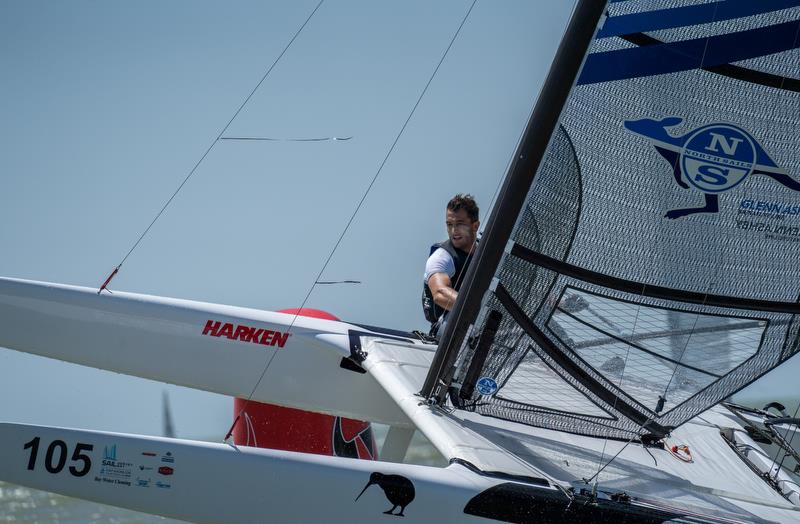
[423,0,800,440]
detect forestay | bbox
[435,0,800,440]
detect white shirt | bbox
[424,247,455,284]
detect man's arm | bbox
[428,273,459,311]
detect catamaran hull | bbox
[1,422,754,523]
[0,422,514,523]
[0,277,412,426]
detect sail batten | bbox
[431,0,800,440]
[511,245,800,314]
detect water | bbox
[0,481,177,523]
[0,426,443,523]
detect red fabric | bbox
[277,308,340,321]
[231,307,376,459]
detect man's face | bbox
[446,208,479,251]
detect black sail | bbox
[424,0,800,440]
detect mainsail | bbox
[424,0,800,440]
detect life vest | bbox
[422,240,473,324]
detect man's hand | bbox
[428,273,459,311]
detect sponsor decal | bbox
[139,465,154,471]
[735,197,800,243]
[158,466,174,476]
[141,451,157,457]
[356,472,415,517]
[161,452,175,463]
[476,377,499,396]
[156,481,172,489]
[738,199,800,220]
[202,320,291,348]
[136,477,151,488]
[734,220,800,242]
[624,117,800,220]
[97,444,133,485]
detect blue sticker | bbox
[476,377,498,396]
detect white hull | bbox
[0,422,501,523]
[0,277,412,426]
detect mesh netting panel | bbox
[454,1,800,439]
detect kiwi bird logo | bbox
[355,472,415,517]
[624,117,800,219]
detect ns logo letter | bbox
[624,117,800,219]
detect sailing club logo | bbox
[476,377,498,396]
[624,117,800,219]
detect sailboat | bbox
[2,0,800,522]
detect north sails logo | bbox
[202,320,291,348]
[624,117,800,219]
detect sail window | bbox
[548,287,767,415]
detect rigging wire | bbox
[768,390,800,481]
[96,0,327,294]
[591,282,646,489]
[225,0,480,441]
[435,0,579,395]
[762,16,800,491]
[585,284,716,485]
[586,2,725,486]
[442,99,532,331]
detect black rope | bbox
[768,401,800,482]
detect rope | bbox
[666,442,694,463]
[592,281,645,487]
[97,0,327,293]
[765,18,800,484]
[225,0,480,441]
[585,283,716,485]
[768,401,800,481]
[587,2,724,486]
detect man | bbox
[422,194,479,335]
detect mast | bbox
[421,0,608,402]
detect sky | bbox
[0,0,796,441]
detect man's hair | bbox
[447,194,479,222]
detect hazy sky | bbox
[0,0,795,440]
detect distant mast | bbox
[162,390,176,439]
